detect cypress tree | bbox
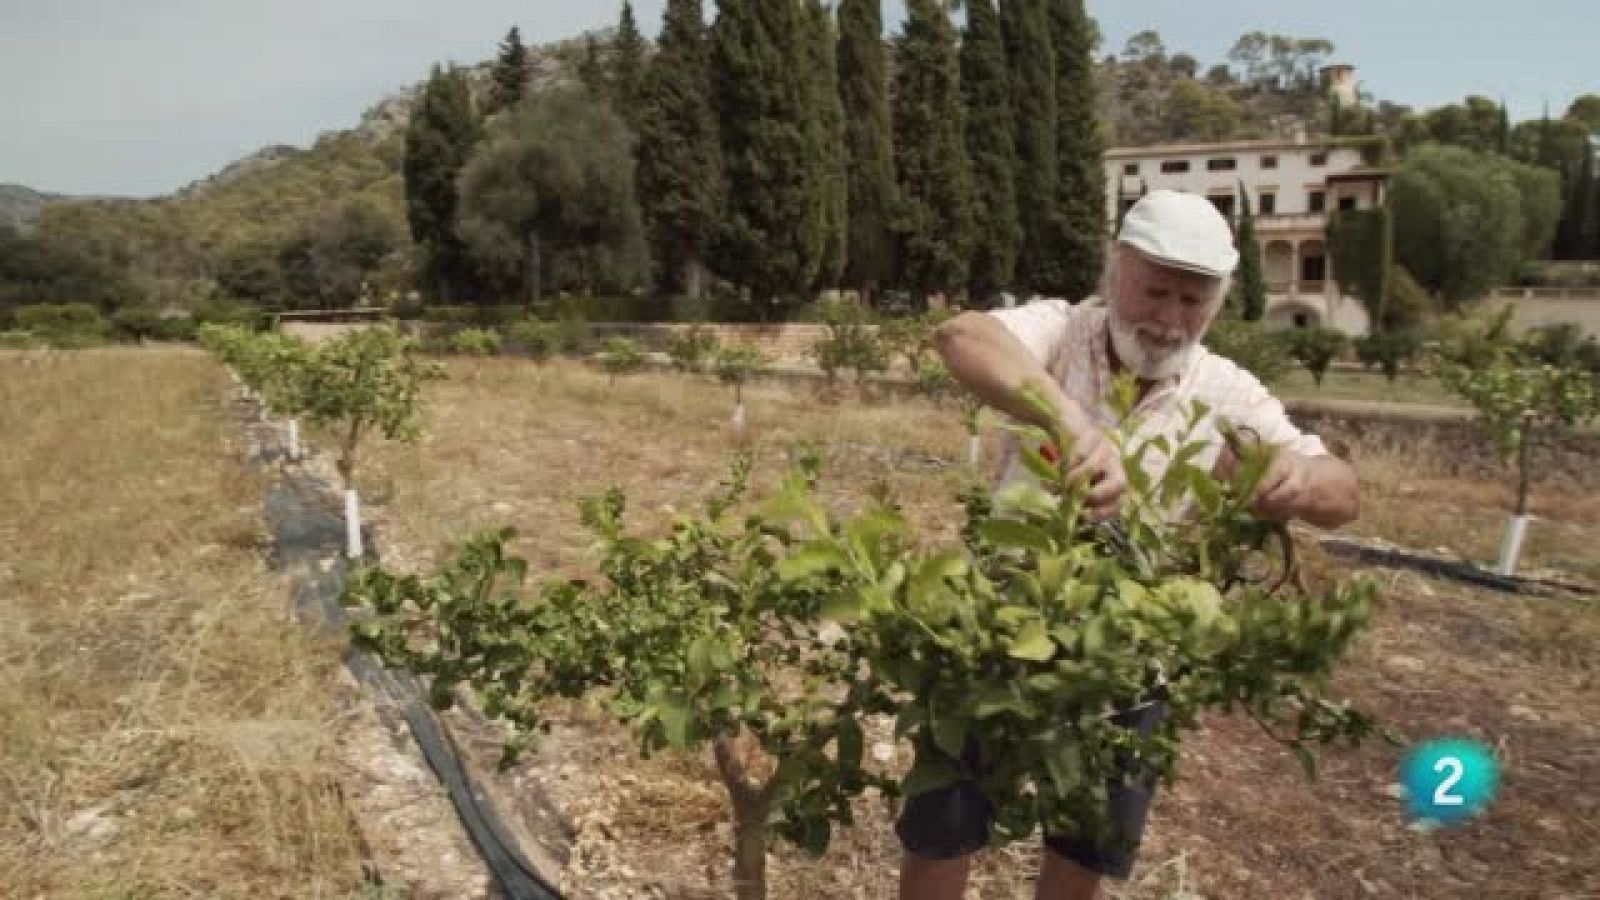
[403,65,483,303]
[636,0,723,298]
[488,26,529,116]
[710,0,816,314]
[892,0,975,301]
[837,0,897,300]
[1046,0,1105,300]
[577,35,607,96]
[1575,149,1598,259]
[612,2,647,128]
[1234,182,1267,321]
[800,0,848,290]
[1001,0,1058,296]
[961,0,1020,304]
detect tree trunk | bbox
[713,736,777,900]
[684,256,709,301]
[528,230,544,311]
[1515,424,1533,517]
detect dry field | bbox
[5,347,1596,899]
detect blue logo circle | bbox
[1399,738,1498,825]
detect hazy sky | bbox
[2,0,1595,197]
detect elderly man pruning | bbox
[898,190,1360,900]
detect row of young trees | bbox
[401,0,1109,320]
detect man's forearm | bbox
[1298,455,1360,529]
[933,312,1088,434]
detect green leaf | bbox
[1292,743,1318,781]
[778,543,848,580]
[820,590,865,623]
[978,519,1055,554]
[901,755,961,799]
[658,699,694,749]
[1185,465,1222,513]
[836,717,864,772]
[931,713,968,758]
[1007,621,1057,661]
[992,481,1056,518]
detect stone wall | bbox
[588,322,839,365]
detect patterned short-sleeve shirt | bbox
[988,298,1326,491]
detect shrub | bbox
[448,327,503,356]
[1203,318,1290,385]
[599,336,644,383]
[1281,327,1349,387]
[508,320,561,363]
[15,303,111,348]
[1354,331,1422,384]
[667,324,721,374]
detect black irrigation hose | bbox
[1318,535,1597,597]
[248,405,563,900]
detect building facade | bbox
[1105,137,1386,335]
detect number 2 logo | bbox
[1433,756,1465,806]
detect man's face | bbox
[1106,245,1224,381]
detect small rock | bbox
[66,806,119,841]
[492,501,514,515]
[1509,704,1541,722]
[1386,655,1427,674]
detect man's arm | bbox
[933,311,1127,519]
[1253,450,1360,529]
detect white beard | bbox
[1107,305,1196,381]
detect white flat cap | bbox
[1118,189,1240,278]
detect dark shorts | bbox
[895,696,1167,880]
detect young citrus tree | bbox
[1283,327,1349,388]
[342,383,1388,898]
[295,324,444,557]
[714,343,768,434]
[599,336,645,385]
[1438,314,1600,575]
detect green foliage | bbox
[447,327,503,356]
[110,305,168,342]
[488,26,530,116]
[1390,145,1535,310]
[1203,318,1290,385]
[711,0,824,314]
[877,308,955,373]
[1047,0,1107,302]
[1233,183,1266,321]
[799,0,848,292]
[837,0,898,297]
[1281,327,1349,387]
[599,336,645,382]
[457,85,649,306]
[342,384,1386,896]
[0,330,41,350]
[960,0,1020,304]
[14,303,111,348]
[404,65,483,304]
[714,343,769,403]
[636,0,723,298]
[1437,314,1600,515]
[1001,0,1058,295]
[667,324,721,373]
[811,299,887,384]
[508,320,561,362]
[611,2,648,128]
[1354,330,1422,384]
[891,0,974,300]
[913,354,955,400]
[0,226,141,316]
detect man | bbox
[899,190,1360,900]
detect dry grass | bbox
[345,355,1599,899]
[0,348,367,899]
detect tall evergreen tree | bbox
[1046,0,1105,300]
[1575,149,1598,259]
[1001,0,1058,296]
[636,0,723,298]
[800,0,848,290]
[960,0,1020,304]
[577,35,608,96]
[403,65,483,303]
[891,0,975,301]
[1234,182,1266,321]
[488,26,530,116]
[710,0,818,314]
[612,2,648,128]
[837,0,897,300]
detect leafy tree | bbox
[837,0,898,300]
[711,0,819,315]
[960,0,1020,303]
[457,86,648,308]
[1203,318,1289,385]
[1282,327,1348,387]
[667,323,720,373]
[799,0,848,291]
[611,2,648,128]
[1046,0,1106,301]
[891,0,975,300]
[1390,144,1526,309]
[636,0,723,299]
[488,26,530,116]
[1354,330,1421,384]
[1002,0,1057,296]
[403,65,483,304]
[1233,182,1266,321]
[599,336,645,384]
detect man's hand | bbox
[1065,427,1127,522]
[1252,449,1316,522]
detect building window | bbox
[1339,195,1358,211]
[1293,313,1311,328]
[1302,254,1327,282]
[1308,190,1326,213]
[1119,195,1139,218]
[1309,151,1329,166]
[1209,194,1236,220]
[1206,157,1237,171]
[1123,162,1139,176]
[1261,155,1279,169]
[1259,192,1277,215]
[1160,160,1191,174]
